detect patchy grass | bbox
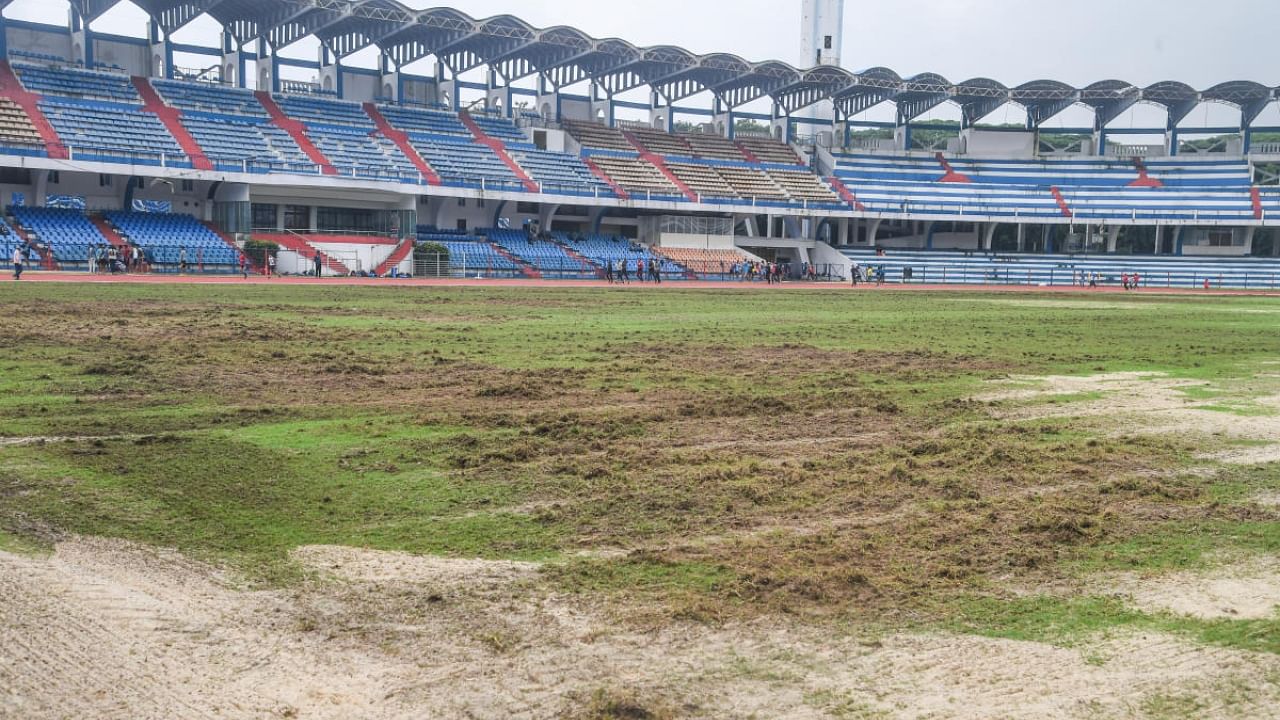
[1,283,1279,649]
[945,594,1280,656]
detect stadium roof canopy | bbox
[65,0,1279,128]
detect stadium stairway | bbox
[458,111,539,193]
[936,152,971,183]
[0,60,66,158]
[828,175,866,211]
[552,240,603,277]
[1129,157,1163,188]
[1050,187,1074,217]
[735,141,763,163]
[89,215,131,253]
[475,239,540,278]
[363,103,441,185]
[254,92,337,176]
[255,232,351,275]
[202,220,245,267]
[621,129,699,202]
[373,238,414,276]
[131,76,212,171]
[582,157,630,199]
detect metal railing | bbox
[849,262,1280,290]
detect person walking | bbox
[12,243,24,280]
[266,253,276,279]
[239,251,249,279]
[179,247,188,275]
[313,251,323,278]
[651,258,661,284]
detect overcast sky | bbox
[8,0,1269,87]
[5,0,1276,126]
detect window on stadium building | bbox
[317,207,379,233]
[251,203,277,230]
[284,205,310,231]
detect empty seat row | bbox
[15,62,140,103]
[39,98,183,162]
[153,79,267,117]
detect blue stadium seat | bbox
[104,211,239,268]
[10,207,109,264]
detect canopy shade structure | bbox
[69,0,1278,128]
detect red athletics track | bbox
[7,271,1280,297]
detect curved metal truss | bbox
[73,0,1279,128]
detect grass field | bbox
[2,282,1280,718]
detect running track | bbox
[7,271,1280,297]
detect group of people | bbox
[1121,272,1143,290]
[728,261,786,283]
[88,243,144,274]
[850,263,886,286]
[604,257,662,284]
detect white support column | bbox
[982,222,998,251]
[257,40,276,92]
[1016,223,1026,252]
[1243,227,1256,255]
[1106,226,1121,253]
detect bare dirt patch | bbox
[981,372,1280,464]
[1109,557,1280,621]
[5,538,1280,719]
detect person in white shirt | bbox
[12,245,24,280]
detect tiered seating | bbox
[841,248,1280,289]
[487,228,595,276]
[307,124,417,180]
[651,246,751,275]
[180,113,312,172]
[412,136,523,189]
[10,207,108,264]
[738,136,803,165]
[0,219,31,266]
[377,105,470,137]
[587,155,683,198]
[104,211,237,266]
[624,126,691,156]
[555,233,682,273]
[14,62,139,103]
[39,98,183,164]
[679,132,748,161]
[768,169,841,204]
[563,119,633,151]
[272,94,416,180]
[468,113,525,144]
[153,79,267,116]
[419,228,522,275]
[715,166,788,200]
[666,162,737,199]
[834,154,1258,221]
[508,148,613,196]
[0,98,41,147]
[273,94,369,126]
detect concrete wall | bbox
[7,25,71,60]
[92,38,147,75]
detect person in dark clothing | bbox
[650,259,661,284]
[12,244,23,280]
[313,252,323,278]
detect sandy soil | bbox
[981,372,1280,464]
[1108,557,1280,621]
[4,538,1280,719]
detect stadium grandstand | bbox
[0,0,1276,285]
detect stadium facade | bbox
[0,0,1278,284]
